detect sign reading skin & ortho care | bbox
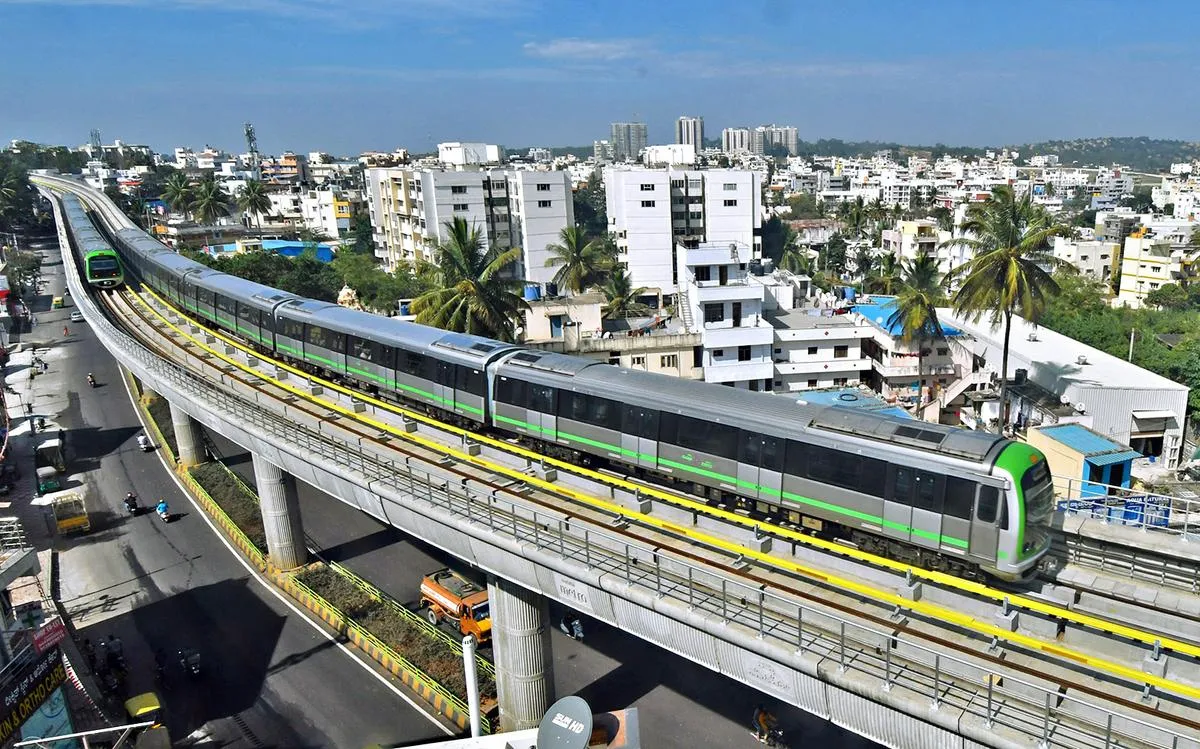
[0,646,68,744]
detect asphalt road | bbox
[203,428,882,749]
[30,240,451,748]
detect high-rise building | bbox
[364,168,574,285]
[610,122,648,161]
[675,116,705,149]
[721,127,753,154]
[603,166,763,297]
[753,125,800,156]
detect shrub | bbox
[189,463,268,553]
[143,392,178,458]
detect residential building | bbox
[261,151,307,183]
[1027,423,1141,498]
[610,122,648,162]
[768,308,874,392]
[1116,227,1200,308]
[641,144,696,166]
[523,293,703,379]
[592,140,614,161]
[676,241,774,390]
[852,296,964,409]
[604,166,763,298]
[721,127,753,154]
[1089,167,1134,210]
[675,116,704,149]
[1051,236,1120,285]
[753,125,799,157]
[938,309,1188,467]
[526,147,553,164]
[879,219,971,279]
[364,168,573,284]
[299,187,359,241]
[437,142,504,167]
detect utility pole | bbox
[1128,328,1136,362]
[244,122,260,179]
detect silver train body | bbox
[85,214,1054,582]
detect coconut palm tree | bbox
[161,172,193,219]
[600,269,650,319]
[887,253,949,407]
[411,217,528,341]
[190,176,230,225]
[839,196,868,239]
[870,253,902,294]
[944,185,1072,432]
[236,179,272,230]
[854,246,876,282]
[544,226,610,294]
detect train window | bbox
[559,391,585,422]
[637,408,660,440]
[587,395,621,431]
[677,416,737,460]
[281,318,305,340]
[912,471,944,513]
[976,486,1000,524]
[738,432,761,467]
[658,411,680,445]
[376,343,395,369]
[455,367,485,396]
[890,466,915,505]
[808,445,861,491]
[529,384,555,413]
[495,377,525,406]
[435,361,455,387]
[399,351,425,377]
[944,477,976,519]
[307,325,346,354]
[236,304,258,326]
[784,440,807,476]
[215,294,234,317]
[197,287,214,307]
[859,457,887,497]
[351,337,373,361]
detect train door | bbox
[433,361,455,411]
[527,382,557,438]
[908,470,944,551]
[882,465,914,543]
[969,485,1002,559]
[737,433,783,503]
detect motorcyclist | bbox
[752,704,777,743]
[137,433,150,450]
[124,493,138,513]
[87,372,95,387]
[156,499,169,518]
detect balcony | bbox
[874,361,958,379]
[703,360,774,384]
[774,357,873,376]
[693,282,763,304]
[702,322,774,348]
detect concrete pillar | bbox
[251,453,307,570]
[168,402,204,467]
[488,576,553,731]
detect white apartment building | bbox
[604,167,763,298]
[365,168,573,284]
[769,309,874,392]
[1090,168,1135,209]
[610,122,648,162]
[1116,229,1200,309]
[1051,236,1119,285]
[753,125,799,157]
[675,116,704,149]
[437,142,503,167]
[642,144,696,166]
[299,187,358,241]
[721,128,753,154]
[676,241,775,390]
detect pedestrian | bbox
[82,639,96,672]
[62,325,69,337]
[30,315,36,327]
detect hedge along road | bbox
[45,258,450,745]
[198,427,881,749]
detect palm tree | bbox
[161,172,193,219]
[600,269,650,319]
[866,197,888,235]
[944,185,1072,432]
[236,179,272,230]
[780,246,813,275]
[887,253,948,407]
[544,226,610,294]
[871,253,902,294]
[840,196,868,239]
[190,177,230,225]
[411,217,528,341]
[854,246,875,282]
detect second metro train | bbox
[63,197,1055,582]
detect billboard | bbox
[0,646,68,744]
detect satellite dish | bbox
[537,696,593,749]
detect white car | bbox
[69,310,85,323]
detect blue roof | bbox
[1038,423,1141,464]
[851,296,961,338]
[783,387,914,419]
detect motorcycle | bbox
[157,505,170,523]
[137,434,152,452]
[124,493,139,515]
[87,374,96,388]
[178,648,201,678]
[759,728,786,748]
[558,615,584,641]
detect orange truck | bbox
[420,568,491,645]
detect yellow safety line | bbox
[133,285,1200,662]
[122,288,1200,702]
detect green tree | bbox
[572,174,607,238]
[1144,283,1189,310]
[0,162,35,232]
[822,233,849,277]
[1118,186,1155,213]
[411,217,528,341]
[544,226,610,294]
[945,185,1072,432]
[161,172,194,219]
[839,196,868,239]
[930,205,954,233]
[4,251,42,296]
[600,269,650,319]
[887,253,948,405]
[279,248,341,301]
[236,179,272,230]
[349,211,374,254]
[853,246,875,281]
[786,193,824,219]
[868,253,902,294]
[191,175,230,225]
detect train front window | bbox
[89,257,120,277]
[1021,460,1054,524]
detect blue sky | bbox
[2,0,1197,155]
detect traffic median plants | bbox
[141,388,178,458]
[188,462,269,553]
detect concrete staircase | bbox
[0,517,39,591]
[921,369,992,422]
[677,289,695,332]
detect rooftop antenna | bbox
[88,128,103,161]
[244,122,260,179]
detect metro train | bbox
[61,195,1055,582]
[59,194,125,288]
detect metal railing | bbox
[46,176,1200,749]
[1053,474,1200,540]
[0,517,30,554]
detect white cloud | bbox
[522,37,646,62]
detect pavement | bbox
[204,429,882,749]
[1,240,453,748]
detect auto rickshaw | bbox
[125,692,170,748]
[36,466,62,496]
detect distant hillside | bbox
[1004,137,1200,172]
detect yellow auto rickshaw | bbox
[125,692,170,748]
[51,296,65,310]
